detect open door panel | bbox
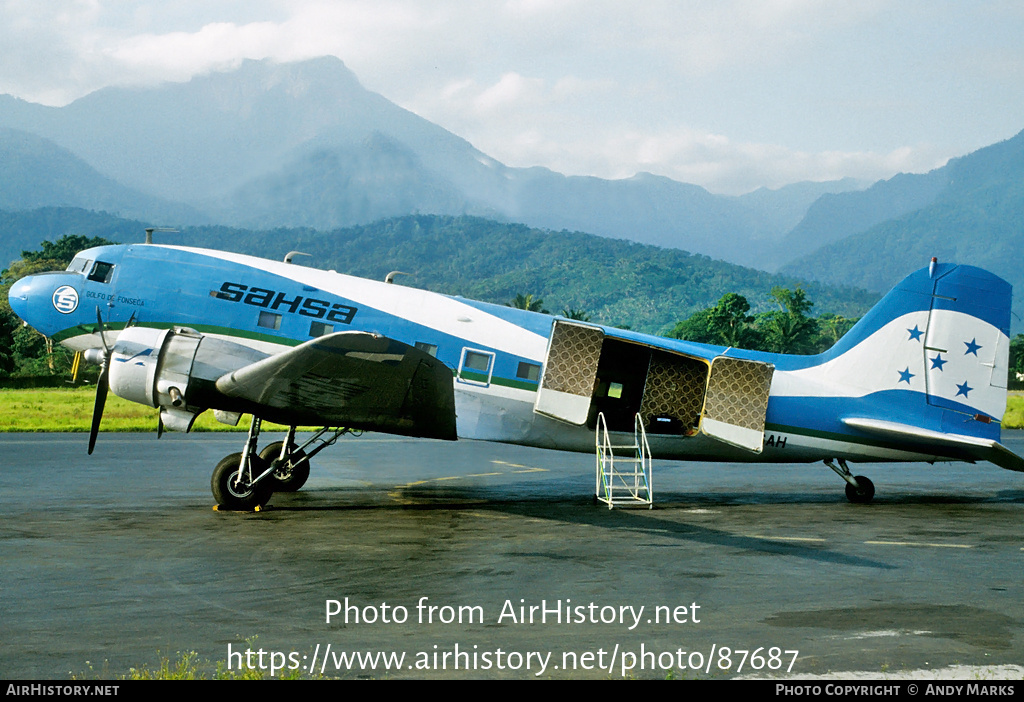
[534,320,604,425]
[700,356,774,453]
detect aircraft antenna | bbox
[145,227,178,244]
[284,251,312,264]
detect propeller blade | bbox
[95,308,110,353]
[157,412,164,439]
[88,362,109,455]
[88,306,129,454]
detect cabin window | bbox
[309,321,334,337]
[415,342,438,357]
[67,257,92,274]
[516,361,541,382]
[457,348,495,387]
[87,261,115,283]
[464,351,491,372]
[257,311,282,330]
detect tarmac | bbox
[2,431,1023,679]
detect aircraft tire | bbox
[259,442,311,492]
[211,452,273,510]
[845,475,875,504]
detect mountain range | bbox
[1,56,1023,325]
[780,132,1024,295]
[0,57,863,269]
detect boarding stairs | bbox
[595,412,653,509]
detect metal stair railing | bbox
[595,412,653,509]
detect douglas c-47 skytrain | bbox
[8,237,1024,509]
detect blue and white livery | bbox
[8,241,1023,508]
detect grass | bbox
[74,638,315,680]
[1003,391,1024,429]
[0,386,300,432]
[4,387,1024,432]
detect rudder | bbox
[807,261,1011,431]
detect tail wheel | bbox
[259,442,311,492]
[211,452,273,510]
[845,475,875,504]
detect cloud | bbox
[431,106,948,194]
[0,0,111,104]
[399,61,948,193]
[473,73,545,114]
[0,1,439,102]
[106,22,284,79]
[0,1,1019,194]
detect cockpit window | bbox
[67,257,92,274]
[87,261,115,284]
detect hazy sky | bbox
[3,1,1023,194]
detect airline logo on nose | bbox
[52,285,80,314]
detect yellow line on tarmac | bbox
[388,463,547,504]
[746,535,827,543]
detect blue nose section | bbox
[7,276,33,323]
[7,274,83,337]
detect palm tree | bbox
[560,307,591,321]
[508,293,547,313]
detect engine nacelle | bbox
[108,327,177,408]
[107,327,268,430]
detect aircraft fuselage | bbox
[7,243,1016,473]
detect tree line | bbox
[666,288,858,354]
[507,285,858,355]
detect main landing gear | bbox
[210,418,356,511]
[825,458,875,504]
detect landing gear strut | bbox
[210,420,357,510]
[260,426,311,492]
[825,458,875,504]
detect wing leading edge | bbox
[215,331,457,440]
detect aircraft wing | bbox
[842,417,1024,473]
[214,331,457,440]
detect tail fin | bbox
[789,261,1021,470]
[829,261,1010,420]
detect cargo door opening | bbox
[588,338,652,432]
[639,350,709,435]
[535,320,715,435]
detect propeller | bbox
[87,308,135,455]
[87,308,113,455]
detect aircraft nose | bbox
[7,276,33,322]
[7,274,81,337]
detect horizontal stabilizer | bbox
[215,331,457,440]
[842,417,1024,473]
